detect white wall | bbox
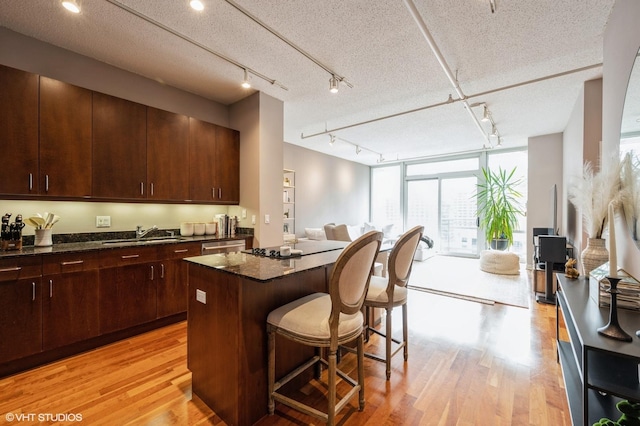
[562,79,603,261]
[283,143,370,237]
[527,133,563,268]
[602,0,640,279]
[0,28,241,236]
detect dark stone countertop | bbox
[0,233,253,259]
[185,240,350,282]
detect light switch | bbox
[242,209,247,219]
[252,215,256,225]
[196,289,206,304]
[265,214,270,224]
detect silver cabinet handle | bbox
[49,279,53,298]
[212,188,216,199]
[174,249,188,254]
[121,254,140,259]
[219,188,222,199]
[0,266,21,273]
[32,282,36,301]
[45,174,49,192]
[160,263,165,279]
[140,182,144,195]
[61,260,84,266]
[150,183,154,196]
[29,173,33,191]
[150,265,154,280]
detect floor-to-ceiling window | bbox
[371,148,528,259]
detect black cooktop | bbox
[244,240,348,259]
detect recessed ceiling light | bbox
[61,0,80,13]
[190,0,204,11]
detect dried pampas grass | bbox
[568,158,622,238]
[621,152,640,239]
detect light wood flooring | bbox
[0,271,569,425]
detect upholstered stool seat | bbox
[365,276,408,304]
[479,250,520,275]
[267,293,363,344]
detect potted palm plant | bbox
[475,166,524,250]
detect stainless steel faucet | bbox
[136,225,158,239]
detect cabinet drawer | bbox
[43,251,101,275]
[100,246,158,268]
[0,256,42,281]
[160,242,202,260]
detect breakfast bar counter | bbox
[184,240,349,425]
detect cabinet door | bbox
[0,278,42,362]
[99,263,157,334]
[42,270,100,350]
[188,118,218,202]
[147,107,189,201]
[0,65,39,195]
[39,77,92,197]
[92,92,147,199]
[215,126,240,203]
[157,243,201,318]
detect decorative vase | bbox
[580,237,609,277]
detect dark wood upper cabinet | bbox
[147,107,189,201]
[189,118,218,202]
[0,65,39,195]
[92,92,147,199]
[39,77,92,197]
[216,125,240,203]
[189,118,240,203]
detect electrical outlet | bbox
[96,216,111,228]
[252,215,256,225]
[242,209,247,219]
[196,289,206,304]
[265,214,270,224]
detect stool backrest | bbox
[388,226,424,290]
[329,231,383,324]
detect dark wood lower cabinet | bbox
[99,263,157,334]
[42,270,100,351]
[157,243,201,318]
[0,278,42,363]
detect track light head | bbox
[356,145,361,155]
[481,105,490,122]
[329,76,339,93]
[377,154,385,163]
[241,69,251,89]
[490,124,498,138]
[329,134,336,146]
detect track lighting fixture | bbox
[356,146,362,155]
[61,0,80,13]
[481,105,490,122]
[241,69,251,88]
[190,0,204,11]
[329,134,336,146]
[377,154,385,163]
[490,124,498,138]
[329,76,339,94]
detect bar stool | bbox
[267,231,383,425]
[363,225,423,380]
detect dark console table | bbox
[556,274,640,425]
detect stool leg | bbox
[267,329,275,415]
[328,348,337,426]
[403,303,408,361]
[357,333,365,410]
[385,307,392,380]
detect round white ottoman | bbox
[479,250,520,275]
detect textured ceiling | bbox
[0,0,617,165]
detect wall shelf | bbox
[283,169,295,237]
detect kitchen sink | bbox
[100,236,184,245]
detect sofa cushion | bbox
[304,227,327,240]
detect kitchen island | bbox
[185,240,349,426]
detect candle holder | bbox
[597,276,633,342]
